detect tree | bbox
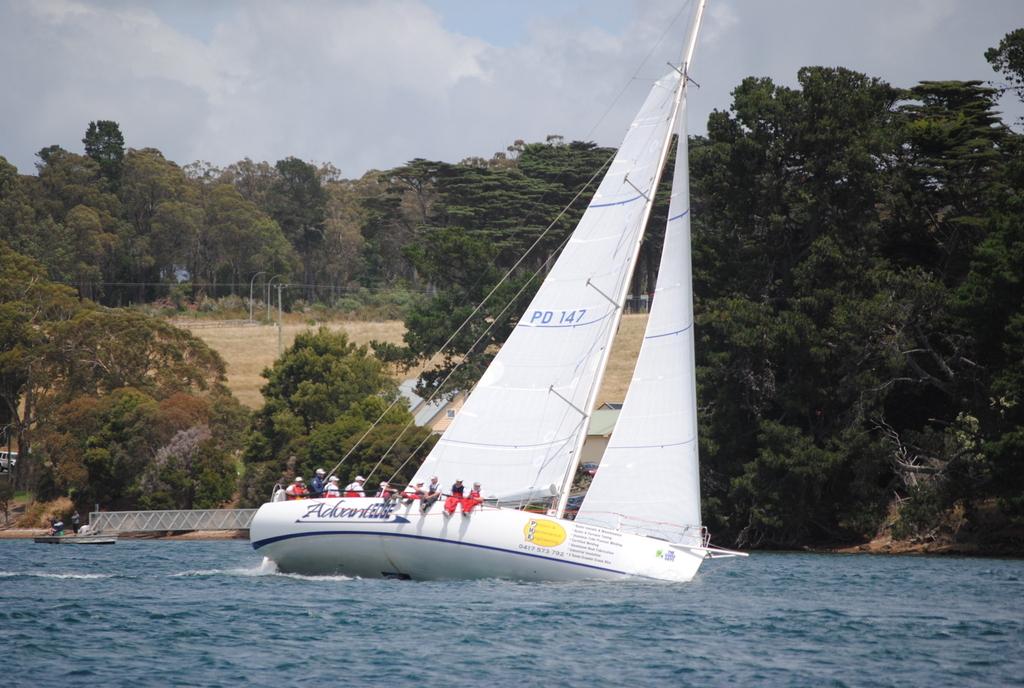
[265,157,327,299]
[137,425,236,510]
[83,120,126,186]
[200,184,297,294]
[0,243,79,489]
[35,387,248,509]
[0,246,235,494]
[986,28,1024,115]
[689,68,908,546]
[240,327,434,506]
[117,148,199,301]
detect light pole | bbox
[248,271,266,322]
[277,281,286,355]
[266,274,282,321]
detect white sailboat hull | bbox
[250,497,704,582]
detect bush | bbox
[892,484,945,540]
[17,496,74,529]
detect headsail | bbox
[412,71,685,499]
[574,104,702,545]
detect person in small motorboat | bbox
[310,468,326,499]
[421,476,442,513]
[324,475,342,498]
[71,510,81,534]
[285,476,309,500]
[444,479,465,515]
[462,482,483,516]
[50,517,65,536]
[344,475,366,497]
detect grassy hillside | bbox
[184,314,649,409]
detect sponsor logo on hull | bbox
[523,518,567,547]
[297,501,410,524]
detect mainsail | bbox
[412,71,686,500]
[575,104,702,544]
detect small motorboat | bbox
[33,534,118,545]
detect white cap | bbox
[315,468,325,475]
[294,476,304,482]
[329,476,339,483]
[355,475,365,482]
[380,481,388,487]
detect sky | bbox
[1,0,1021,178]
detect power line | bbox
[59,280,437,293]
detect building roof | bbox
[414,397,450,427]
[401,378,460,427]
[398,379,423,412]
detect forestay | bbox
[412,71,684,500]
[575,104,703,545]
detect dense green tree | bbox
[240,327,433,506]
[200,184,297,293]
[691,68,919,546]
[82,120,126,186]
[35,387,247,509]
[117,148,199,299]
[688,65,1022,548]
[0,243,80,488]
[265,157,327,299]
[220,157,277,208]
[317,176,370,294]
[1,244,239,497]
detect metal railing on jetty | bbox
[88,509,257,534]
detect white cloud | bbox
[1,0,1020,177]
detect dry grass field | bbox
[183,319,407,409]
[185,313,648,409]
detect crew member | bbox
[310,468,327,498]
[377,481,396,502]
[444,479,465,515]
[402,481,425,505]
[421,476,442,513]
[324,476,342,498]
[462,482,483,515]
[285,476,309,500]
[345,475,366,497]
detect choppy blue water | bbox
[1,540,1021,687]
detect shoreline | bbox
[0,528,249,540]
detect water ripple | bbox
[0,542,1021,687]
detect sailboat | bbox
[249,0,743,581]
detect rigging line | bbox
[385,431,432,486]
[331,153,613,484]
[380,214,583,485]
[369,216,582,485]
[582,0,695,142]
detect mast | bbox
[553,0,709,518]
